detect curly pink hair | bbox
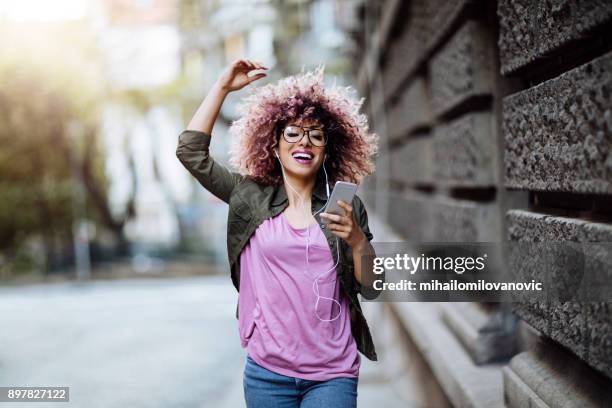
[228,65,379,186]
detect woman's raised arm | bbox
[186,59,267,133]
[176,59,267,203]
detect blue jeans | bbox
[243,355,358,408]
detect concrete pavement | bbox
[0,275,406,407]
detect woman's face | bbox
[277,117,326,182]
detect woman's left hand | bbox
[320,200,367,249]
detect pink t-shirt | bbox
[238,211,360,381]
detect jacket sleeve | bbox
[352,196,384,300]
[176,129,245,204]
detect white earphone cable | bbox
[275,150,341,322]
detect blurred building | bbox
[349,0,612,406]
[94,0,186,256]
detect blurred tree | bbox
[0,22,133,277]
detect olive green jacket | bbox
[176,129,379,361]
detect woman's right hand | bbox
[217,59,268,93]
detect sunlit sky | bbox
[0,0,91,21]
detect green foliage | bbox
[0,22,109,272]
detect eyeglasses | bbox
[282,124,327,147]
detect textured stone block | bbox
[430,21,495,117]
[388,78,432,140]
[387,193,503,245]
[433,112,498,187]
[387,190,434,241]
[382,20,423,100]
[503,339,612,407]
[379,305,452,407]
[503,51,612,194]
[377,0,402,50]
[389,137,434,185]
[425,0,471,51]
[393,302,504,408]
[498,0,612,75]
[441,303,518,365]
[382,0,471,101]
[429,197,500,242]
[507,210,612,242]
[506,209,612,379]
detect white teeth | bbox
[292,152,313,160]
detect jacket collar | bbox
[271,172,329,207]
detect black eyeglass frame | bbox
[281,124,328,147]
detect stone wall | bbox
[354,0,612,406]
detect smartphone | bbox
[321,181,358,224]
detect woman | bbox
[176,59,380,407]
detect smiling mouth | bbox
[292,152,314,165]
